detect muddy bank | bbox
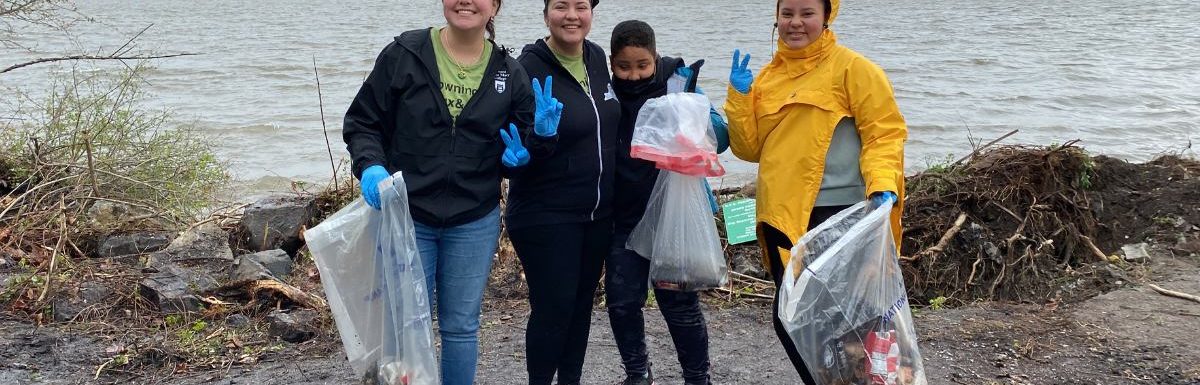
[3,245,1198,385]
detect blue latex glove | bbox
[870,191,898,209]
[729,49,753,94]
[702,178,718,214]
[532,76,563,137]
[499,123,530,167]
[360,165,389,210]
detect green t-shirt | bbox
[551,47,589,92]
[431,27,493,121]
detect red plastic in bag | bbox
[630,93,725,177]
[865,330,899,385]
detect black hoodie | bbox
[343,28,551,227]
[506,39,621,230]
[611,56,695,234]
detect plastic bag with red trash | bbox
[778,201,927,385]
[629,92,725,177]
[304,173,439,385]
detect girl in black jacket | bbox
[505,1,619,384]
[342,1,560,384]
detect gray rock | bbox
[240,195,317,256]
[230,257,275,282]
[52,298,85,323]
[86,201,129,228]
[138,263,219,314]
[267,309,319,343]
[52,282,116,322]
[225,313,251,328]
[242,249,292,278]
[96,232,173,258]
[79,281,114,304]
[1120,243,1151,263]
[146,224,233,280]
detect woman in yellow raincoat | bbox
[724,0,906,381]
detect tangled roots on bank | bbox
[900,143,1200,305]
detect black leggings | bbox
[509,218,612,385]
[762,205,851,385]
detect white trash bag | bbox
[778,201,927,385]
[304,173,438,385]
[627,170,727,291]
[629,92,724,177]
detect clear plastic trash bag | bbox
[304,173,439,385]
[626,170,728,291]
[778,201,927,385]
[629,92,725,177]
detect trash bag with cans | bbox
[778,201,927,385]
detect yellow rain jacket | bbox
[724,0,906,268]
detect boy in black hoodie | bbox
[606,20,729,385]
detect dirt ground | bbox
[2,245,1198,385]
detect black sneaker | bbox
[621,372,654,385]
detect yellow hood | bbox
[828,0,840,26]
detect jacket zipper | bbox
[584,75,603,221]
[544,40,604,222]
[409,30,500,225]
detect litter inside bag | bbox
[304,173,439,385]
[630,92,724,177]
[627,170,728,291]
[778,201,927,385]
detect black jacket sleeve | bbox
[343,43,398,179]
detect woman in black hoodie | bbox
[342,1,560,384]
[505,0,620,384]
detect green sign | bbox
[722,198,757,245]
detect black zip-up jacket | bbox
[343,28,553,227]
[505,39,621,230]
[612,56,689,235]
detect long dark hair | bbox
[487,0,502,40]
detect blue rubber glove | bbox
[870,191,898,209]
[703,178,718,214]
[499,123,530,167]
[729,49,753,94]
[360,165,389,210]
[532,76,563,137]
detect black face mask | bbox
[612,72,662,103]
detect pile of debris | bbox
[901,144,1200,304]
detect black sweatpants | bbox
[509,218,612,385]
[606,232,710,384]
[762,204,851,385]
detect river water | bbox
[3,0,1198,192]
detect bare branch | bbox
[0,53,197,74]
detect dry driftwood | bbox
[1147,283,1200,304]
[903,212,967,262]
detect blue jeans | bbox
[413,205,501,385]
